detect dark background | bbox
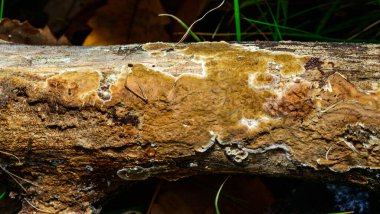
[0,0,379,213]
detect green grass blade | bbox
[176,0,225,43]
[240,0,259,8]
[241,1,272,41]
[275,0,289,31]
[254,1,275,39]
[215,176,230,214]
[322,12,379,35]
[158,14,202,42]
[276,0,281,27]
[244,18,309,34]
[0,0,4,22]
[244,18,340,40]
[293,20,311,30]
[234,0,241,41]
[316,0,341,34]
[281,0,288,25]
[0,191,5,201]
[276,0,288,25]
[284,2,331,21]
[264,0,282,40]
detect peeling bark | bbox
[0,41,379,213]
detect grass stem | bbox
[215,175,230,214]
[159,14,201,42]
[233,0,241,41]
[0,0,4,22]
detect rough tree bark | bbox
[0,41,379,213]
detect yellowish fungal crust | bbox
[2,42,380,212]
[46,71,101,107]
[248,72,280,90]
[3,42,380,173]
[133,42,313,160]
[139,42,379,172]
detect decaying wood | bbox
[0,41,379,213]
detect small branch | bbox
[125,80,148,104]
[24,198,56,214]
[0,165,40,192]
[0,150,21,164]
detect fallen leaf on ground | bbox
[83,0,170,45]
[0,19,70,45]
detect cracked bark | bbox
[0,41,379,213]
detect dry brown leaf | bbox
[83,0,170,45]
[0,19,71,45]
[44,0,96,34]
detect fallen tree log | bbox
[0,41,379,213]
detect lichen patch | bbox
[240,117,260,129]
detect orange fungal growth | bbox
[248,72,280,90]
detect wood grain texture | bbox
[0,41,379,213]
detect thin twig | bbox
[3,169,28,192]
[325,145,334,160]
[136,80,147,102]
[212,14,225,39]
[0,150,21,164]
[341,139,359,154]
[24,198,56,214]
[177,0,226,44]
[0,166,39,187]
[319,100,343,114]
[0,165,40,193]
[125,80,148,104]
[146,180,163,214]
[348,19,380,41]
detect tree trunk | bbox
[0,41,379,213]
